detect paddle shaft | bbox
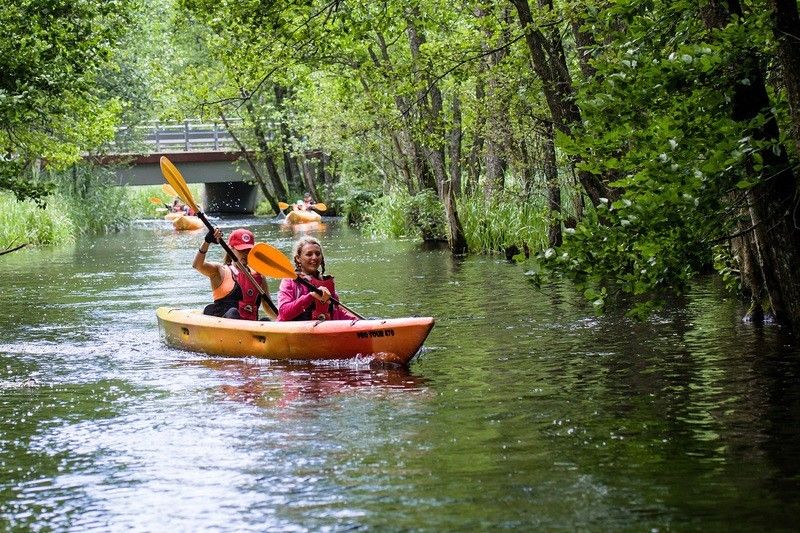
[293,275,364,320]
[195,212,279,316]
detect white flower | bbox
[659,153,669,162]
[681,54,693,64]
[544,248,555,259]
[668,139,678,150]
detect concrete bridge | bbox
[103,120,260,214]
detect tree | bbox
[0,0,135,203]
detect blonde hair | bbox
[292,236,325,276]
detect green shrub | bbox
[340,188,379,227]
[408,189,447,241]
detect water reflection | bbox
[181,359,427,408]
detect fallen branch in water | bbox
[0,243,27,256]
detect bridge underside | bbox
[104,152,258,214]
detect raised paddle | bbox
[159,156,278,319]
[249,242,365,320]
[162,183,178,197]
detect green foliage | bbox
[50,164,135,234]
[408,189,447,241]
[363,188,447,240]
[337,188,379,227]
[125,185,175,220]
[363,190,415,239]
[549,0,793,313]
[0,160,54,206]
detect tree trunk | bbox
[704,0,800,335]
[541,120,562,247]
[220,113,280,214]
[466,76,486,196]
[770,0,800,155]
[449,93,463,197]
[273,84,302,192]
[371,34,430,194]
[510,0,614,207]
[242,90,289,202]
[478,6,510,200]
[300,153,321,203]
[406,17,468,254]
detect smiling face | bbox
[296,243,323,276]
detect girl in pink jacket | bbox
[277,236,358,321]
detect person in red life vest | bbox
[276,236,358,321]
[193,227,271,320]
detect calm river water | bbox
[1,218,799,530]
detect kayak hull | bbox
[156,307,434,366]
[172,215,204,231]
[285,210,322,224]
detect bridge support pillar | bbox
[203,182,258,214]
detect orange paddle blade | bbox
[313,202,327,212]
[249,243,296,279]
[161,183,177,197]
[278,201,290,211]
[149,197,164,205]
[159,157,199,213]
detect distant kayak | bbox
[156,307,435,366]
[164,212,182,221]
[285,210,322,224]
[172,215,204,231]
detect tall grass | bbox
[359,187,551,255]
[363,190,415,238]
[0,165,195,250]
[0,192,75,248]
[457,191,549,255]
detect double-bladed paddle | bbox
[278,201,328,212]
[159,156,278,319]
[249,242,364,320]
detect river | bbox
[1,217,799,530]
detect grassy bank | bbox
[0,178,196,250]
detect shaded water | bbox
[1,218,799,530]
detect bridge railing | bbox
[113,119,244,153]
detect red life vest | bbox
[296,276,336,321]
[232,266,264,321]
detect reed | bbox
[0,192,75,248]
[457,191,550,256]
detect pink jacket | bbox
[277,276,358,321]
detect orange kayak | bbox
[285,210,322,224]
[172,215,204,231]
[164,212,182,221]
[156,307,434,366]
